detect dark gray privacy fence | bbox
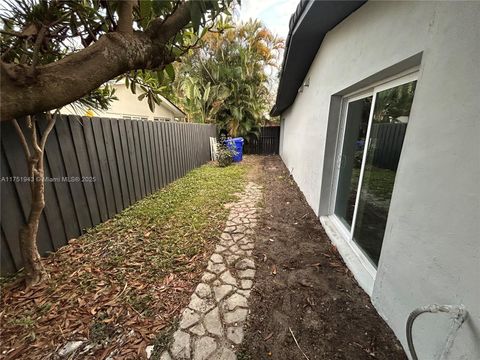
[370,123,407,171]
[0,115,215,274]
[243,126,280,155]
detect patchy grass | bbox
[149,320,178,360]
[0,162,248,359]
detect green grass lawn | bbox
[352,166,396,202]
[1,162,249,359]
[94,162,249,276]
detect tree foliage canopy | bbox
[0,0,233,121]
[373,81,417,123]
[169,19,283,137]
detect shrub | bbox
[217,141,237,167]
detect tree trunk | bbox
[19,164,48,286]
[13,115,56,287]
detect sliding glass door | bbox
[334,75,417,267]
[334,96,372,229]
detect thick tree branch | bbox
[30,25,47,75]
[0,1,199,121]
[117,0,135,34]
[147,1,192,43]
[1,32,162,121]
[153,1,181,33]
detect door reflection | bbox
[353,81,417,265]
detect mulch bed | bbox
[240,156,407,360]
[1,237,203,360]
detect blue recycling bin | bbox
[225,137,244,162]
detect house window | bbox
[154,117,171,122]
[334,74,417,267]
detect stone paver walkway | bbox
[159,182,262,360]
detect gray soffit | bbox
[270,0,366,116]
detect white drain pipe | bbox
[406,304,468,360]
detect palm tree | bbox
[170,19,284,137]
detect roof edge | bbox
[270,1,366,117]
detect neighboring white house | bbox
[272,1,479,359]
[63,82,186,121]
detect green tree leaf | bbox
[147,92,155,112]
[189,2,202,33]
[165,64,175,82]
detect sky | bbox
[239,0,300,40]
[237,0,300,98]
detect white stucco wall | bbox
[98,86,177,120]
[62,85,184,121]
[280,1,480,359]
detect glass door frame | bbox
[330,70,419,278]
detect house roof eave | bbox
[157,94,187,117]
[270,0,367,117]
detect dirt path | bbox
[240,156,407,360]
